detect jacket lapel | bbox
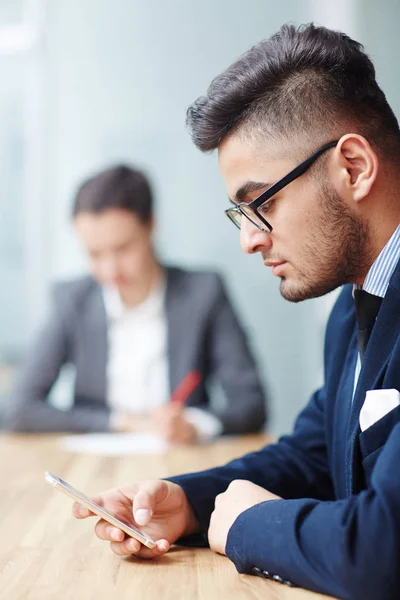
[347,261,400,493]
[77,282,108,402]
[165,267,186,394]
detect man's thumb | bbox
[133,485,160,525]
[135,507,152,526]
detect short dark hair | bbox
[186,23,400,161]
[72,164,153,224]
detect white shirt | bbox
[103,277,222,439]
[104,278,169,414]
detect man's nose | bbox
[240,217,272,254]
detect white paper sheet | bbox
[59,432,168,456]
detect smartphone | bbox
[44,471,156,549]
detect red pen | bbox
[170,370,202,406]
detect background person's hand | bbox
[152,404,199,444]
[110,412,152,433]
[72,479,200,558]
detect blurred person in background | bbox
[3,165,267,443]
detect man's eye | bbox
[258,199,274,215]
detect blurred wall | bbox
[1,0,400,435]
[358,0,400,119]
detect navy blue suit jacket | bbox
[170,259,400,600]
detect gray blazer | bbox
[4,267,267,433]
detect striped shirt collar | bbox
[358,224,400,298]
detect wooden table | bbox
[0,433,335,600]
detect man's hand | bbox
[72,480,199,558]
[152,405,199,444]
[208,480,282,555]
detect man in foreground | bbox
[73,23,400,599]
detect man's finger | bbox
[109,537,170,558]
[72,503,92,519]
[95,519,125,542]
[110,538,142,556]
[214,492,224,509]
[137,539,170,559]
[132,481,169,526]
[72,494,106,519]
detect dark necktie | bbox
[353,289,383,361]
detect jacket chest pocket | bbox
[359,404,400,483]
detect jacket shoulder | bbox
[166,267,226,305]
[51,275,98,312]
[166,266,222,289]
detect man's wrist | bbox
[164,481,201,538]
[184,499,202,536]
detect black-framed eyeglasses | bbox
[225,140,338,233]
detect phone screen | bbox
[45,471,156,549]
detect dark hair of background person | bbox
[72,164,153,224]
[186,23,400,163]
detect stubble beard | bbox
[279,182,373,303]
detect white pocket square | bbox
[359,389,400,432]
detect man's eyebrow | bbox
[230,181,270,204]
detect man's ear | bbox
[331,134,378,204]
